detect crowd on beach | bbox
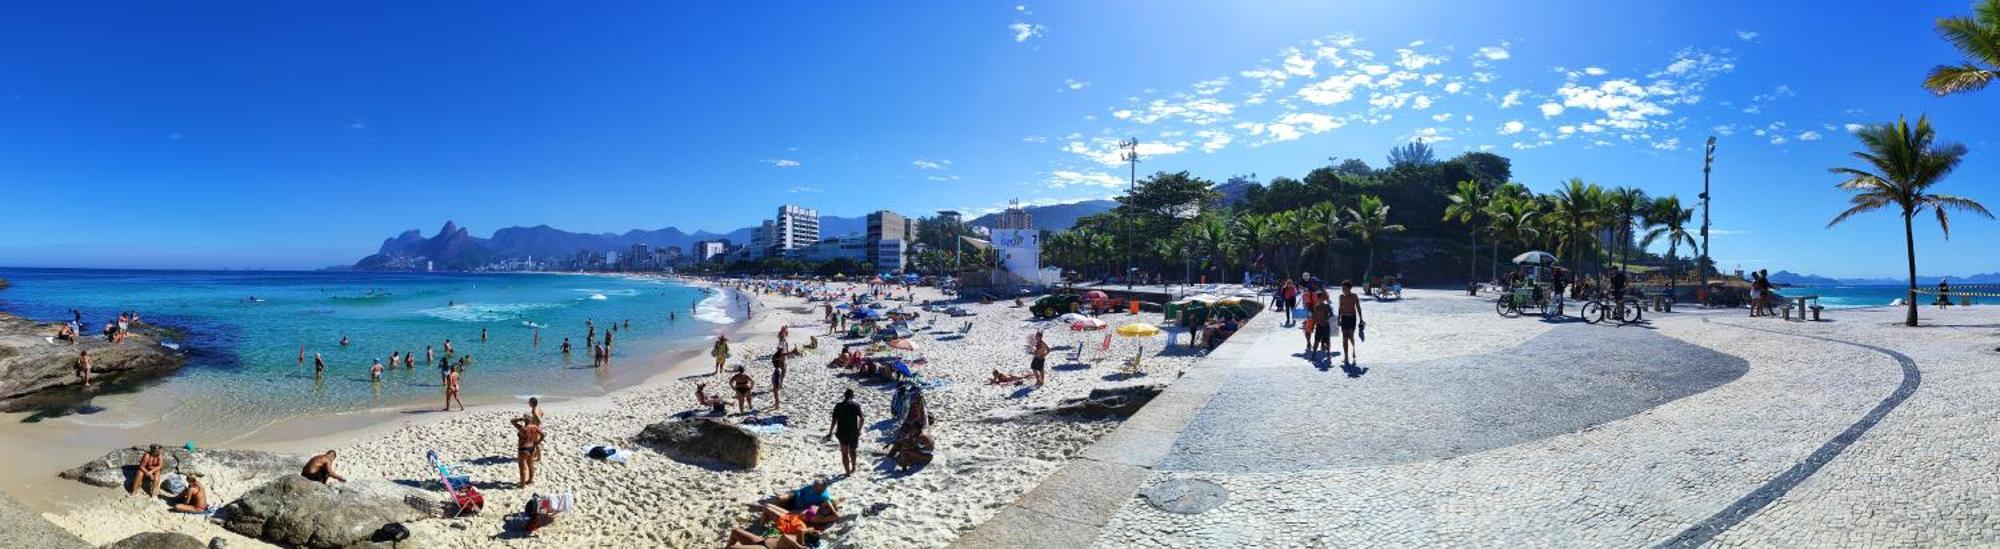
[53,309,147,386]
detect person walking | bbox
[1338,281,1365,366]
[822,389,864,476]
[711,335,731,375]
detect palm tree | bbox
[1924,0,2000,96]
[1607,186,1649,272]
[1550,179,1603,275]
[1485,195,1541,271]
[1444,180,1489,284]
[1347,195,1405,282]
[1641,196,1698,301]
[1184,215,1235,283]
[1827,115,1993,326]
[1299,201,1345,280]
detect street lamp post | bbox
[1698,136,1715,306]
[1120,137,1140,289]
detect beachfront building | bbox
[691,240,729,262]
[867,210,915,272]
[750,205,821,258]
[995,200,1033,230]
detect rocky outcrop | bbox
[0,491,88,549]
[102,532,207,549]
[637,417,763,469]
[218,475,431,549]
[353,221,493,271]
[0,314,187,412]
[60,447,303,491]
[1046,383,1167,418]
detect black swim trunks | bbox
[1338,315,1358,333]
[1031,356,1046,372]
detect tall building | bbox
[691,240,729,262]
[762,204,819,257]
[996,199,1033,230]
[866,210,915,271]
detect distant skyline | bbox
[1,1,1995,277]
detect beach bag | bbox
[372,522,411,543]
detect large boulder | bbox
[637,417,763,469]
[102,532,207,549]
[60,447,302,490]
[218,475,431,549]
[0,314,188,412]
[0,491,87,549]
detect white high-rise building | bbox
[772,204,820,255]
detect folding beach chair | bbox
[426,450,484,517]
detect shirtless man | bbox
[77,350,93,385]
[1338,280,1365,366]
[511,415,543,487]
[169,475,208,513]
[730,366,755,414]
[129,444,165,496]
[301,450,346,483]
[443,366,465,411]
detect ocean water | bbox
[0,268,737,430]
[1770,284,1988,309]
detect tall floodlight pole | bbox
[1698,135,1716,306]
[1120,137,1140,289]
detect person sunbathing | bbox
[757,480,841,524]
[170,475,208,513]
[989,369,1035,385]
[695,383,726,413]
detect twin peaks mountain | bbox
[348,200,1117,271]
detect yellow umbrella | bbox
[1115,323,1161,337]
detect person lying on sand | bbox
[989,369,1035,385]
[301,450,346,483]
[724,525,813,549]
[170,475,208,513]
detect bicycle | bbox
[1495,286,1548,318]
[1580,292,1643,325]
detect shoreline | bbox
[0,275,762,516]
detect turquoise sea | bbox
[0,268,738,433]
[1772,284,1987,309]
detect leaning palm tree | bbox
[1827,115,1993,326]
[1444,180,1489,284]
[1641,196,1698,301]
[1347,195,1406,283]
[1924,0,2000,96]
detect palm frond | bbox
[1924,64,1998,95]
[1827,200,1890,228]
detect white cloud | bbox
[1443,81,1465,94]
[1797,131,1822,141]
[1407,127,1452,143]
[1499,120,1526,135]
[1283,51,1317,77]
[1022,135,1048,143]
[1844,123,1865,133]
[1741,105,1762,114]
[1047,170,1124,188]
[1499,90,1525,108]
[1410,95,1434,110]
[1652,137,1681,150]
[1008,22,1045,42]
[1194,130,1233,152]
[1062,78,1089,91]
[787,186,821,193]
[1277,112,1343,134]
[912,159,952,170]
[1432,112,1455,122]
[1735,30,1760,42]
[1583,67,1608,76]
[348,121,367,130]
[926,175,961,182]
[1297,73,1373,105]
[1394,48,1445,71]
[1769,136,1788,145]
[762,159,801,168]
[1476,45,1511,61]
[1538,102,1565,117]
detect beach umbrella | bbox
[1115,323,1161,337]
[1511,250,1558,265]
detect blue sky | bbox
[1,0,1995,277]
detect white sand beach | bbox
[33,280,1206,547]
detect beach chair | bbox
[426,450,484,517]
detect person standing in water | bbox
[313,352,326,378]
[481,327,488,343]
[560,337,572,355]
[425,346,434,365]
[339,335,350,347]
[443,339,454,355]
[370,359,384,382]
[404,351,414,368]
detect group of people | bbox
[1292,278,1367,365]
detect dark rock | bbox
[102,532,206,549]
[60,447,302,491]
[0,314,188,411]
[636,417,763,469]
[0,491,88,549]
[207,538,227,549]
[218,475,432,549]
[1048,383,1166,418]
